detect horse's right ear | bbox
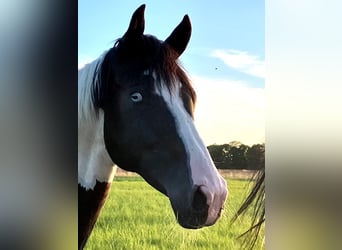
[123,4,145,40]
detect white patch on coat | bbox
[78,56,116,190]
[78,51,107,123]
[155,83,228,225]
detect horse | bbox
[78,4,228,249]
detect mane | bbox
[87,34,196,114]
[78,52,107,124]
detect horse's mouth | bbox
[174,207,224,229]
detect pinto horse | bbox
[78,5,228,249]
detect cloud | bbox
[211,49,265,78]
[190,75,265,146]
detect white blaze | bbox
[155,83,228,225]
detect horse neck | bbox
[78,109,116,188]
[78,61,116,190]
[78,78,116,248]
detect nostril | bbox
[192,186,208,212]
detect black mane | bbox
[91,34,196,111]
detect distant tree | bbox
[221,144,231,169]
[246,144,265,170]
[230,143,249,169]
[208,141,264,170]
[207,144,225,168]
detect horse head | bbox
[94,4,228,229]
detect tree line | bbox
[207,141,265,170]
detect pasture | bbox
[85,175,265,250]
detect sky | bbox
[78,1,265,146]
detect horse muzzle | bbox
[170,180,228,229]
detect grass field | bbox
[85,176,265,250]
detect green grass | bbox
[85,177,265,250]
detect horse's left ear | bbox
[123,4,146,40]
[165,15,192,58]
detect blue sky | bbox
[79,1,265,145]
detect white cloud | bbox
[191,75,265,146]
[211,49,265,78]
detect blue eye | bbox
[130,92,143,102]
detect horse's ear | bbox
[124,4,145,39]
[165,15,192,58]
